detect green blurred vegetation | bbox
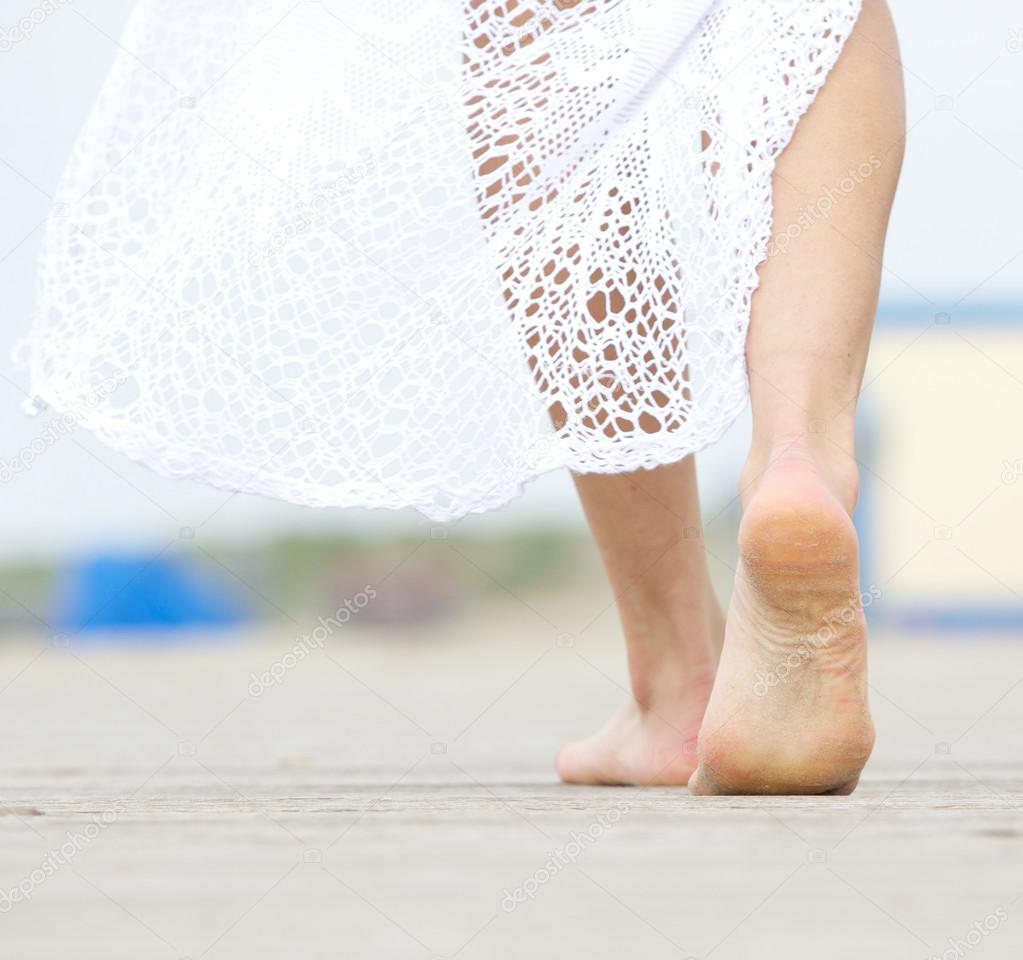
[0,531,598,633]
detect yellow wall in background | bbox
[863,321,1023,608]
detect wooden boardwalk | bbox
[0,611,1020,958]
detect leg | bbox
[462,3,724,786]
[689,0,905,795]
[556,458,724,786]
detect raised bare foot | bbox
[689,444,875,796]
[556,600,722,786]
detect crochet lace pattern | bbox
[26,0,861,520]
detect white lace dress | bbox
[25,0,861,520]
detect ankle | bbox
[630,657,717,713]
[742,431,859,514]
[622,606,721,708]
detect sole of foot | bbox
[689,453,874,796]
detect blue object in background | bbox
[884,605,1023,633]
[52,552,251,636]
[853,400,876,617]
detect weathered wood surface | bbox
[0,617,1020,958]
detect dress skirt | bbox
[24,0,861,520]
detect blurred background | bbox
[0,0,1021,645]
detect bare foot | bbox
[555,684,713,786]
[557,601,722,786]
[689,446,875,796]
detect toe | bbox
[554,742,572,782]
[556,737,627,786]
[555,740,594,785]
